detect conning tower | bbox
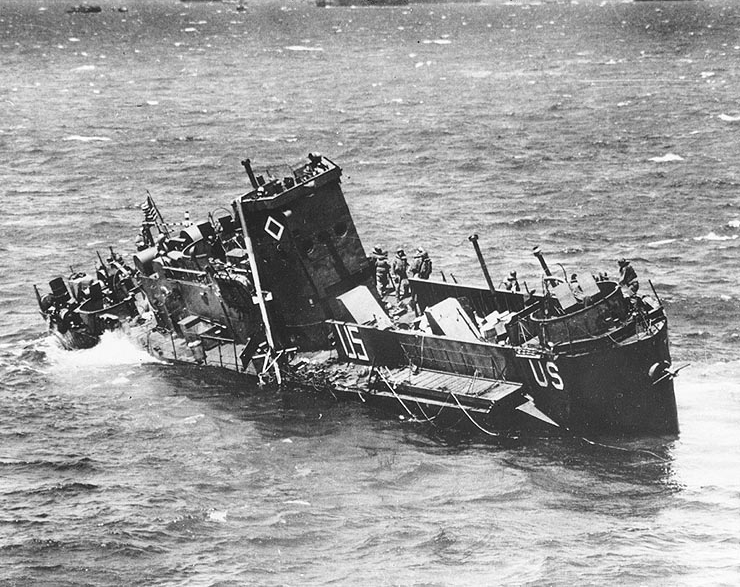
[235,154,374,350]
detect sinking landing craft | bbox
[35,153,680,437]
[35,251,145,350]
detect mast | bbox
[235,196,282,385]
[468,234,496,295]
[532,246,552,277]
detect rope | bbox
[412,398,440,424]
[375,367,423,422]
[376,366,462,425]
[575,434,671,463]
[412,385,461,424]
[449,390,500,438]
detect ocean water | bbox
[2,0,740,585]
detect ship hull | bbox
[327,318,678,436]
[49,324,99,350]
[537,320,678,436]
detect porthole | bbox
[334,221,348,238]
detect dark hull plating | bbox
[49,324,99,351]
[327,315,678,436]
[546,321,678,435]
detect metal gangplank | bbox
[373,366,525,414]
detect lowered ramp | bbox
[375,366,525,414]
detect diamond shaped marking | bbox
[264,216,285,241]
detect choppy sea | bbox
[2,0,740,585]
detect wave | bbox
[61,135,112,143]
[649,153,684,163]
[42,331,160,369]
[16,481,100,497]
[0,456,97,473]
[647,238,678,247]
[284,45,324,52]
[693,232,738,242]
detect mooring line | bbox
[375,367,425,422]
[450,390,500,438]
[575,435,671,462]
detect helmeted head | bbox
[397,248,406,257]
[372,245,384,256]
[509,270,517,279]
[570,273,578,282]
[618,258,628,267]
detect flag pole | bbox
[145,190,170,237]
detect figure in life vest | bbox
[371,245,392,295]
[392,248,410,299]
[411,248,433,280]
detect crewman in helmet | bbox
[411,248,433,280]
[505,270,520,291]
[392,248,410,299]
[372,245,392,295]
[618,258,639,295]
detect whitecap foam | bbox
[44,330,160,369]
[647,238,677,247]
[649,153,684,163]
[209,510,228,522]
[718,113,740,122]
[62,135,112,142]
[693,232,738,242]
[285,45,323,52]
[109,375,131,385]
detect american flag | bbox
[141,196,157,224]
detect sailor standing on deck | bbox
[411,248,433,280]
[392,248,410,299]
[618,258,639,295]
[372,245,392,294]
